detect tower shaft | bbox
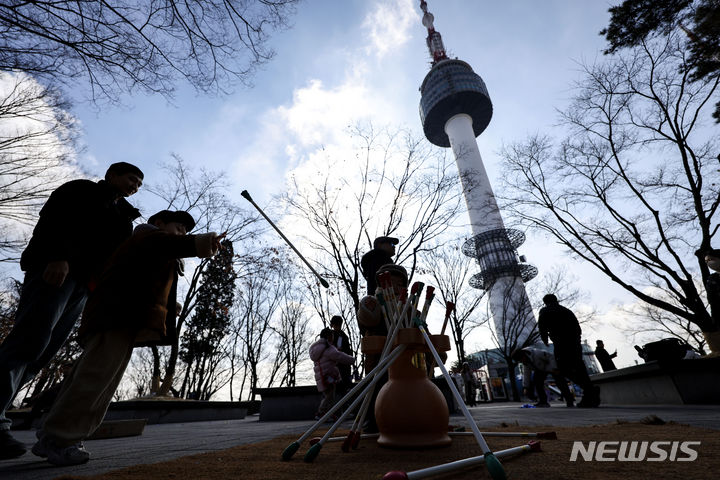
[444,113,504,232]
[444,114,537,347]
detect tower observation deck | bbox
[417,1,537,346]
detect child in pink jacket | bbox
[309,327,354,419]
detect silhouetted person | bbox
[0,162,143,459]
[32,210,222,466]
[512,347,575,408]
[360,236,398,295]
[356,263,408,433]
[461,362,477,407]
[330,315,353,396]
[703,249,720,320]
[594,340,617,372]
[538,294,599,407]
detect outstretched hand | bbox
[213,231,227,251]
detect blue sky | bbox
[74,0,614,201]
[65,1,651,367]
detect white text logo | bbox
[569,441,700,462]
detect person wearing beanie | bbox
[32,210,223,466]
[360,236,399,295]
[0,163,143,459]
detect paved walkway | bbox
[1,403,718,480]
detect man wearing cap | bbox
[360,236,398,295]
[0,162,143,458]
[32,210,223,466]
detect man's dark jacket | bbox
[80,227,213,347]
[538,303,581,347]
[360,248,393,294]
[333,329,352,356]
[20,179,140,282]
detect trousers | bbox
[0,270,87,430]
[42,329,135,446]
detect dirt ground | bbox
[57,421,719,480]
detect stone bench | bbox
[591,356,720,404]
[255,377,457,422]
[254,386,322,421]
[101,399,248,424]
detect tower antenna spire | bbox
[419,1,447,64]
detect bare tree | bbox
[619,283,708,355]
[0,72,81,260]
[499,31,720,351]
[230,248,285,400]
[0,1,299,102]
[526,266,597,325]
[267,292,313,388]
[601,0,720,121]
[422,240,488,365]
[283,124,465,348]
[299,269,360,377]
[486,277,540,402]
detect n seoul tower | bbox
[418,1,538,346]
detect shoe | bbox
[533,402,550,408]
[0,429,27,459]
[45,440,90,466]
[566,402,575,408]
[578,387,601,408]
[31,435,50,458]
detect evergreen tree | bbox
[601,0,720,120]
[179,239,236,400]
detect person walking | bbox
[594,340,618,372]
[460,362,477,407]
[538,294,600,408]
[360,236,398,295]
[31,210,222,466]
[310,328,353,421]
[0,162,143,459]
[512,346,575,407]
[330,315,353,396]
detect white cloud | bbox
[363,0,419,59]
[277,79,374,148]
[0,72,83,254]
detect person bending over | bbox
[32,210,222,466]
